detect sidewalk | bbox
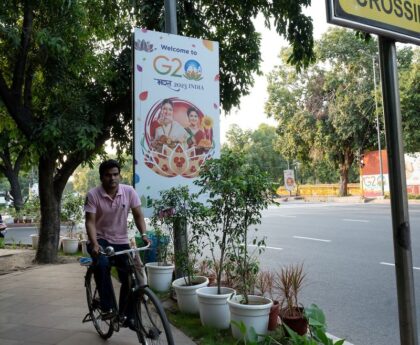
[0,262,196,345]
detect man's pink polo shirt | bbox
[84,184,141,244]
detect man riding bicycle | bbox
[84,159,150,330]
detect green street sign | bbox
[326,0,420,45]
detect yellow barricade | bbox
[276,183,361,197]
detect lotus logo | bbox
[183,60,203,81]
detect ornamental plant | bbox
[61,193,84,239]
[195,150,273,301]
[151,185,208,285]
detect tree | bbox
[399,47,420,153]
[223,124,288,185]
[0,110,34,210]
[223,124,252,154]
[140,0,315,110]
[0,1,315,263]
[266,29,379,196]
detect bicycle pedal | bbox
[79,257,93,266]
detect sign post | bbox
[326,1,419,344]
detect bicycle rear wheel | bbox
[135,287,174,345]
[85,268,114,339]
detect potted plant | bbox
[256,270,280,331]
[194,151,255,329]
[145,217,174,292]
[61,193,84,254]
[152,186,209,313]
[276,263,308,335]
[212,151,274,340]
[196,259,216,286]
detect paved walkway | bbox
[0,262,196,345]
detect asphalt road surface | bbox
[255,202,420,345]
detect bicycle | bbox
[81,244,175,344]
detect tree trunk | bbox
[338,150,354,197]
[3,168,24,211]
[339,167,349,197]
[35,156,62,263]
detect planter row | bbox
[30,235,87,255]
[145,262,274,341]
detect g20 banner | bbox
[133,29,220,215]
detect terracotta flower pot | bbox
[280,307,308,335]
[268,300,280,331]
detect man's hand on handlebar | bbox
[91,243,102,257]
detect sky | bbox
[219,3,333,143]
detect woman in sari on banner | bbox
[185,107,206,150]
[153,99,188,148]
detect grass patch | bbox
[58,249,84,257]
[166,306,237,345]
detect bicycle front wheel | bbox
[135,287,174,345]
[85,268,114,339]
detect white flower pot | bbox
[30,234,64,250]
[228,295,273,341]
[62,238,79,254]
[145,262,175,292]
[30,234,39,249]
[172,276,209,314]
[197,286,236,329]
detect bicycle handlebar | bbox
[99,243,151,257]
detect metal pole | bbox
[378,36,418,345]
[372,56,384,196]
[164,0,186,278]
[164,0,177,34]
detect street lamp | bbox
[372,56,385,196]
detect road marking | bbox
[342,219,369,223]
[380,262,420,270]
[293,236,331,243]
[248,244,283,251]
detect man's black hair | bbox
[99,159,121,179]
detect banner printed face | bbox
[284,169,296,192]
[133,29,220,216]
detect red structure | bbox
[361,150,420,197]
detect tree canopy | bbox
[266,28,380,196]
[223,124,288,185]
[0,1,316,263]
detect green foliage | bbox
[23,196,40,222]
[266,28,382,195]
[166,307,234,345]
[400,48,420,153]
[0,1,315,263]
[230,304,345,345]
[196,150,272,302]
[277,263,306,317]
[223,124,289,184]
[139,1,315,111]
[61,193,84,238]
[151,185,208,285]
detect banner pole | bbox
[164,0,187,278]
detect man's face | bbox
[101,167,120,189]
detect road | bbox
[4,225,68,245]
[255,202,420,345]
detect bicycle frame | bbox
[83,244,151,331]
